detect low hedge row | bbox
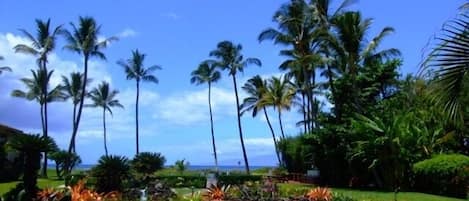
[413,154,469,198]
[153,175,263,188]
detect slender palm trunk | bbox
[103,107,108,156]
[42,61,48,177]
[326,63,339,121]
[69,54,89,153]
[232,75,250,174]
[263,107,281,165]
[278,109,286,139]
[71,103,77,153]
[208,82,219,172]
[301,92,308,134]
[311,71,316,131]
[135,80,140,155]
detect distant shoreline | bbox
[48,164,275,171]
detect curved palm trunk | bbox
[42,61,49,177]
[103,107,108,156]
[135,80,140,155]
[69,54,89,153]
[263,107,281,165]
[232,75,250,174]
[208,82,219,172]
[278,109,286,139]
[71,103,77,153]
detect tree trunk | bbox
[23,152,41,201]
[71,103,77,153]
[136,80,140,155]
[39,103,47,177]
[232,75,250,174]
[208,82,219,173]
[263,107,281,165]
[69,54,89,153]
[301,92,308,134]
[42,61,48,178]
[103,107,108,156]
[278,109,286,139]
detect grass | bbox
[0,169,66,196]
[278,183,467,201]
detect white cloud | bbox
[118,28,138,38]
[155,86,239,125]
[160,12,182,20]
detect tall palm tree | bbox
[210,41,262,174]
[62,16,116,153]
[262,76,296,139]
[241,75,281,165]
[87,81,123,156]
[118,49,160,155]
[11,69,64,177]
[328,11,400,114]
[190,60,221,172]
[0,56,12,74]
[14,19,62,177]
[61,72,91,152]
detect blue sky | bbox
[0,0,465,165]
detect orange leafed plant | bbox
[70,179,121,201]
[306,187,332,201]
[204,184,230,201]
[37,187,65,201]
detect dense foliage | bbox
[91,155,131,193]
[413,154,469,198]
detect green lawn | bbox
[0,169,66,196]
[278,183,466,201]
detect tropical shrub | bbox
[49,150,81,179]
[91,155,131,193]
[131,152,165,175]
[203,184,230,201]
[305,187,332,201]
[413,154,469,198]
[155,175,206,188]
[218,175,263,185]
[174,159,190,174]
[146,180,177,201]
[7,134,57,200]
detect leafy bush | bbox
[91,155,131,193]
[146,180,177,201]
[49,150,81,179]
[413,154,469,198]
[155,175,206,188]
[131,152,166,175]
[218,175,263,185]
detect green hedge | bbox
[218,175,263,185]
[155,175,206,188]
[153,175,264,188]
[413,154,469,198]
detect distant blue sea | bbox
[49,164,273,172]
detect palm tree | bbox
[0,56,12,74]
[87,81,123,156]
[14,19,62,177]
[262,76,296,139]
[329,12,400,105]
[209,41,262,174]
[7,134,57,200]
[118,49,160,155]
[241,75,281,165]
[62,16,116,153]
[11,69,64,177]
[190,60,221,172]
[61,72,91,152]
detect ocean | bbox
[50,164,273,172]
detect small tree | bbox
[131,152,166,175]
[174,159,189,174]
[49,150,81,179]
[92,155,130,193]
[7,134,57,200]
